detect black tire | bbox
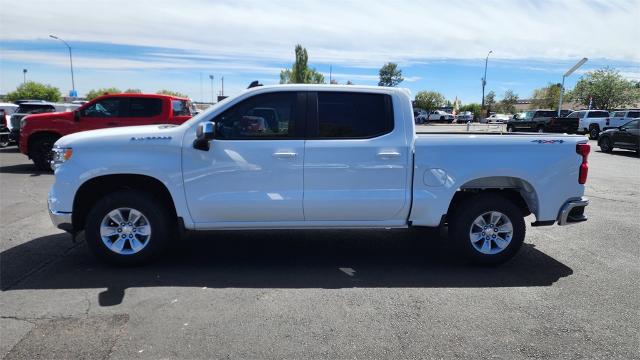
[0,135,9,148]
[85,190,173,265]
[589,125,600,140]
[449,193,525,265]
[506,126,514,133]
[599,136,613,153]
[30,135,58,171]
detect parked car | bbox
[48,85,590,266]
[569,110,620,140]
[0,109,10,147]
[19,94,193,169]
[608,109,640,127]
[483,114,510,123]
[426,110,455,123]
[9,102,73,145]
[597,118,639,154]
[506,110,578,133]
[456,111,473,123]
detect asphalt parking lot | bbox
[0,141,638,359]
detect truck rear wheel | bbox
[589,125,600,140]
[85,190,172,265]
[30,135,58,171]
[449,193,525,265]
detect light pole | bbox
[481,50,493,110]
[49,35,75,96]
[209,75,214,104]
[557,57,588,116]
[23,69,27,84]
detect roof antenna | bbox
[247,80,263,89]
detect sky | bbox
[1,0,639,104]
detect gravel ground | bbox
[0,141,638,359]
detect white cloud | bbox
[2,0,639,66]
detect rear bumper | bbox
[557,197,589,225]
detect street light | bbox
[481,50,493,110]
[22,69,27,84]
[209,75,214,104]
[557,57,588,116]
[49,34,76,97]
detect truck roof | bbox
[91,93,190,101]
[243,84,412,96]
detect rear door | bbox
[125,97,164,125]
[303,91,409,221]
[614,119,639,148]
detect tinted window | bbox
[613,111,626,117]
[535,111,556,118]
[626,111,639,118]
[172,100,191,116]
[82,98,127,118]
[215,92,296,139]
[317,92,392,138]
[129,98,162,117]
[16,104,55,114]
[587,111,609,118]
[566,112,579,118]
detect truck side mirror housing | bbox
[193,122,215,151]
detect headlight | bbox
[51,147,73,170]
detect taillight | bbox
[576,143,590,184]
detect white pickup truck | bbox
[48,85,590,266]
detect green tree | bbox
[497,89,519,114]
[414,91,445,112]
[279,44,325,84]
[6,81,61,102]
[85,87,121,100]
[484,90,496,111]
[568,67,640,110]
[530,83,561,110]
[378,62,404,87]
[156,90,189,98]
[124,88,142,93]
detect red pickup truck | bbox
[19,93,193,169]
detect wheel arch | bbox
[444,176,538,224]
[72,174,178,231]
[26,131,62,157]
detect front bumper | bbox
[48,203,73,232]
[557,197,589,225]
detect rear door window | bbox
[129,98,163,117]
[316,92,393,138]
[613,111,626,117]
[535,111,556,117]
[626,111,639,118]
[587,111,609,118]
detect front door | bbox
[303,91,409,221]
[182,91,306,225]
[78,97,130,130]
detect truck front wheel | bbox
[449,193,525,265]
[30,135,58,171]
[589,125,600,140]
[85,190,172,265]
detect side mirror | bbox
[74,110,80,122]
[193,122,215,151]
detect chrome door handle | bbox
[273,152,297,159]
[377,151,401,159]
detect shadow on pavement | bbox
[1,229,573,306]
[0,163,51,176]
[0,146,19,153]
[595,149,639,158]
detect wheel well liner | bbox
[72,174,177,231]
[27,131,61,156]
[444,176,538,224]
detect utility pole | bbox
[22,69,27,84]
[49,35,75,96]
[557,58,588,116]
[221,76,224,97]
[330,65,332,84]
[209,75,214,104]
[481,50,493,110]
[199,73,203,103]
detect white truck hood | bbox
[55,124,182,148]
